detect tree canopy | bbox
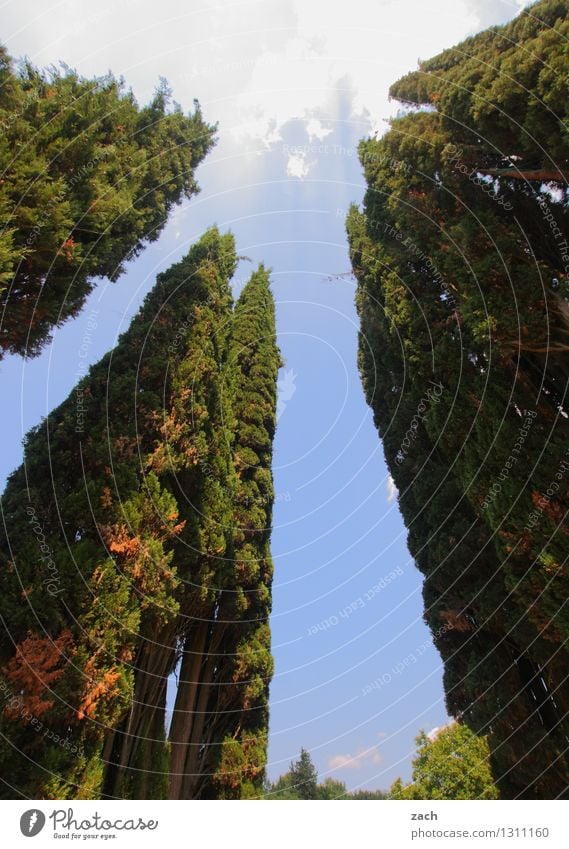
[347,0,569,799]
[0,228,280,800]
[389,724,498,800]
[0,46,215,358]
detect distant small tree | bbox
[267,773,301,800]
[318,777,348,799]
[289,748,319,800]
[265,749,388,800]
[389,724,499,800]
[348,789,387,800]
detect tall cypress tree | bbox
[167,266,280,800]
[207,267,280,799]
[0,227,237,799]
[0,232,280,801]
[347,0,569,798]
[0,45,215,359]
[105,228,237,800]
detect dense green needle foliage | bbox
[205,266,281,799]
[0,45,215,359]
[0,227,280,800]
[347,0,569,799]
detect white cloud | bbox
[226,35,343,147]
[386,475,398,503]
[219,0,481,145]
[286,152,312,179]
[427,720,454,741]
[2,0,493,153]
[306,118,333,142]
[277,368,298,419]
[232,113,283,150]
[329,746,382,770]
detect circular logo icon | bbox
[20,810,46,837]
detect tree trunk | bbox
[169,620,210,799]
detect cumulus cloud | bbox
[386,475,398,503]
[328,746,382,770]
[306,118,333,142]
[467,0,532,28]
[286,152,312,179]
[220,0,482,145]
[427,720,453,741]
[2,0,490,152]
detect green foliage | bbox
[0,228,241,798]
[204,266,281,799]
[265,749,319,800]
[289,748,319,799]
[265,748,387,799]
[0,45,215,358]
[317,778,349,799]
[268,773,304,800]
[389,0,569,167]
[348,0,569,799]
[389,724,498,800]
[0,229,281,800]
[349,788,387,800]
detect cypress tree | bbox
[347,2,569,795]
[288,748,319,800]
[208,266,280,799]
[0,45,215,359]
[106,228,237,800]
[348,206,569,799]
[0,231,280,801]
[167,265,280,799]
[0,227,237,798]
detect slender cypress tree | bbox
[105,228,237,800]
[167,266,280,799]
[208,267,280,799]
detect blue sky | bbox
[1,0,529,790]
